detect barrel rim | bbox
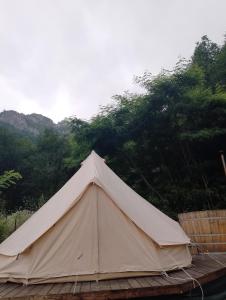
[178,209,226,218]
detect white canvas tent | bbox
[0,151,191,284]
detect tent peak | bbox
[81,150,106,166]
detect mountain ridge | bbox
[0,110,70,136]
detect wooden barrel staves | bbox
[178,210,226,254]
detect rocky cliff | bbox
[0,110,69,136]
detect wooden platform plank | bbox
[0,285,7,294]
[108,279,122,290]
[145,276,164,287]
[90,280,100,292]
[136,277,155,288]
[14,285,46,298]
[151,276,172,286]
[4,285,29,298]
[168,271,192,281]
[191,261,215,271]
[117,279,130,290]
[92,280,109,292]
[71,282,81,294]
[48,283,65,295]
[161,275,181,285]
[127,278,141,289]
[33,284,54,296]
[186,267,210,278]
[80,281,91,293]
[12,284,42,297]
[58,282,73,295]
[0,284,20,298]
[196,259,225,270]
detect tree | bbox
[0,170,22,213]
[192,35,220,91]
[22,129,70,209]
[214,37,226,88]
[0,170,22,190]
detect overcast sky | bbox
[0,0,226,122]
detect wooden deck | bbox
[0,254,226,299]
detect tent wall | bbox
[0,185,191,283]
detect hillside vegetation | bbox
[1,35,226,232]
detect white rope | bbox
[72,275,78,294]
[22,278,28,286]
[182,267,204,299]
[163,251,204,300]
[163,270,204,299]
[206,253,226,267]
[191,242,226,268]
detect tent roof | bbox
[0,151,189,256]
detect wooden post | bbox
[220,150,226,177]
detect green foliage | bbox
[64,35,226,217]
[0,170,22,190]
[214,39,226,88]
[1,34,226,219]
[0,210,32,242]
[192,35,220,90]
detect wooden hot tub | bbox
[178,210,226,253]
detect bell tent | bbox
[0,151,191,284]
